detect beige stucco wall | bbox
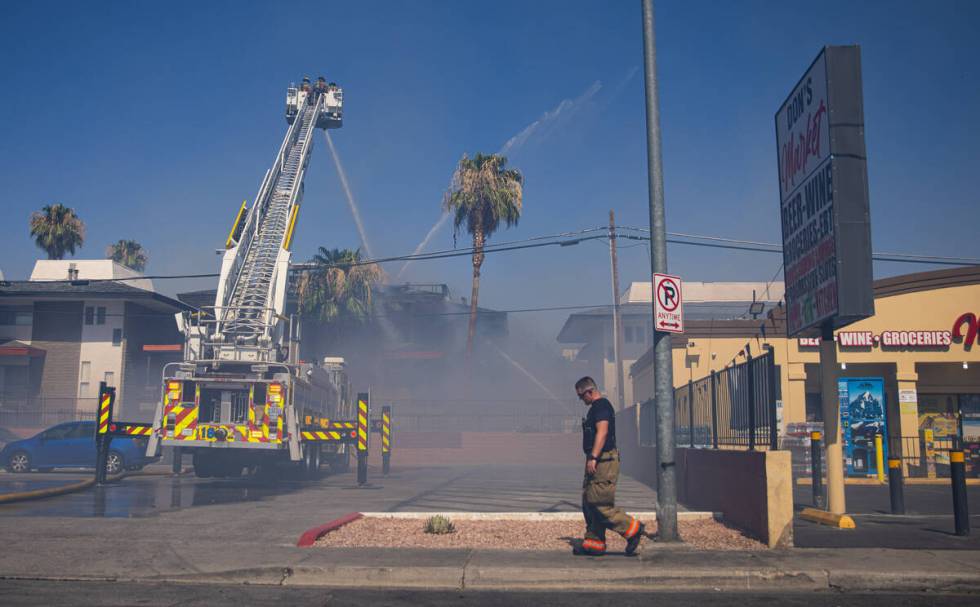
[77,300,126,414]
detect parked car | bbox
[1,421,157,474]
[0,427,21,451]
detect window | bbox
[67,422,94,439]
[104,371,115,386]
[84,307,94,325]
[40,424,73,440]
[96,307,107,325]
[79,382,91,398]
[112,328,123,346]
[0,309,32,326]
[80,361,91,381]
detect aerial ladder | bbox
[144,78,391,480]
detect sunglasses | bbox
[576,388,594,400]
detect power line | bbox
[619,225,980,265]
[8,224,977,287]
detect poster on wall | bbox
[838,377,888,476]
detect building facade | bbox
[0,261,190,427]
[628,266,980,465]
[558,281,784,409]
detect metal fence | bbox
[673,349,780,450]
[0,408,96,429]
[889,434,979,478]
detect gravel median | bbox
[315,517,764,551]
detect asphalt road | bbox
[0,580,976,606]
[0,463,663,519]
[793,481,980,550]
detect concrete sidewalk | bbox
[0,534,977,593]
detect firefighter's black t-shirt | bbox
[582,397,616,454]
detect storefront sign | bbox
[776,46,874,336]
[953,312,978,348]
[799,331,953,348]
[798,312,980,350]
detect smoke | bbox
[395,80,604,280]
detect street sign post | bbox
[653,273,684,334]
[776,45,875,517]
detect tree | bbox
[297,247,382,338]
[443,153,523,358]
[106,239,148,271]
[28,204,85,260]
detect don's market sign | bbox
[776,46,874,337]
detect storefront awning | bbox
[0,340,45,358]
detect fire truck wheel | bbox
[329,449,350,473]
[192,452,213,478]
[302,444,321,479]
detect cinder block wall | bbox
[616,405,793,548]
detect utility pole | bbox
[641,0,679,542]
[609,210,626,410]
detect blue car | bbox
[1,421,157,475]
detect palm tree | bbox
[106,239,148,271]
[297,247,382,334]
[28,204,85,260]
[443,153,523,357]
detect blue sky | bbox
[1,0,977,341]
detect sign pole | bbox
[819,323,846,514]
[641,0,678,542]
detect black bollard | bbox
[172,447,182,474]
[357,450,368,486]
[810,431,824,509]
[95,436,110,485]
[951,450,970,536]
[887,456,905,515]
[382,453,390,476]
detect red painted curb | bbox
[297,512,363,547]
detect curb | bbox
[17,563,978,593]
[799,507,856,528]
[297,512,363,547]
[358,511,717,521]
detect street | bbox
[1,580,977,606]
[0,463,662,520]
[793,480,980,549]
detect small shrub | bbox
[424,515,456,535]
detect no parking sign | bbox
[653,273,684,334]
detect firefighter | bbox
[575,376,646,556]
[302,76,313,104]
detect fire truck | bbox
[145,77,366,478]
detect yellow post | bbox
[875,434,885,483]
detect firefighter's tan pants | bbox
[582,449,635,542]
